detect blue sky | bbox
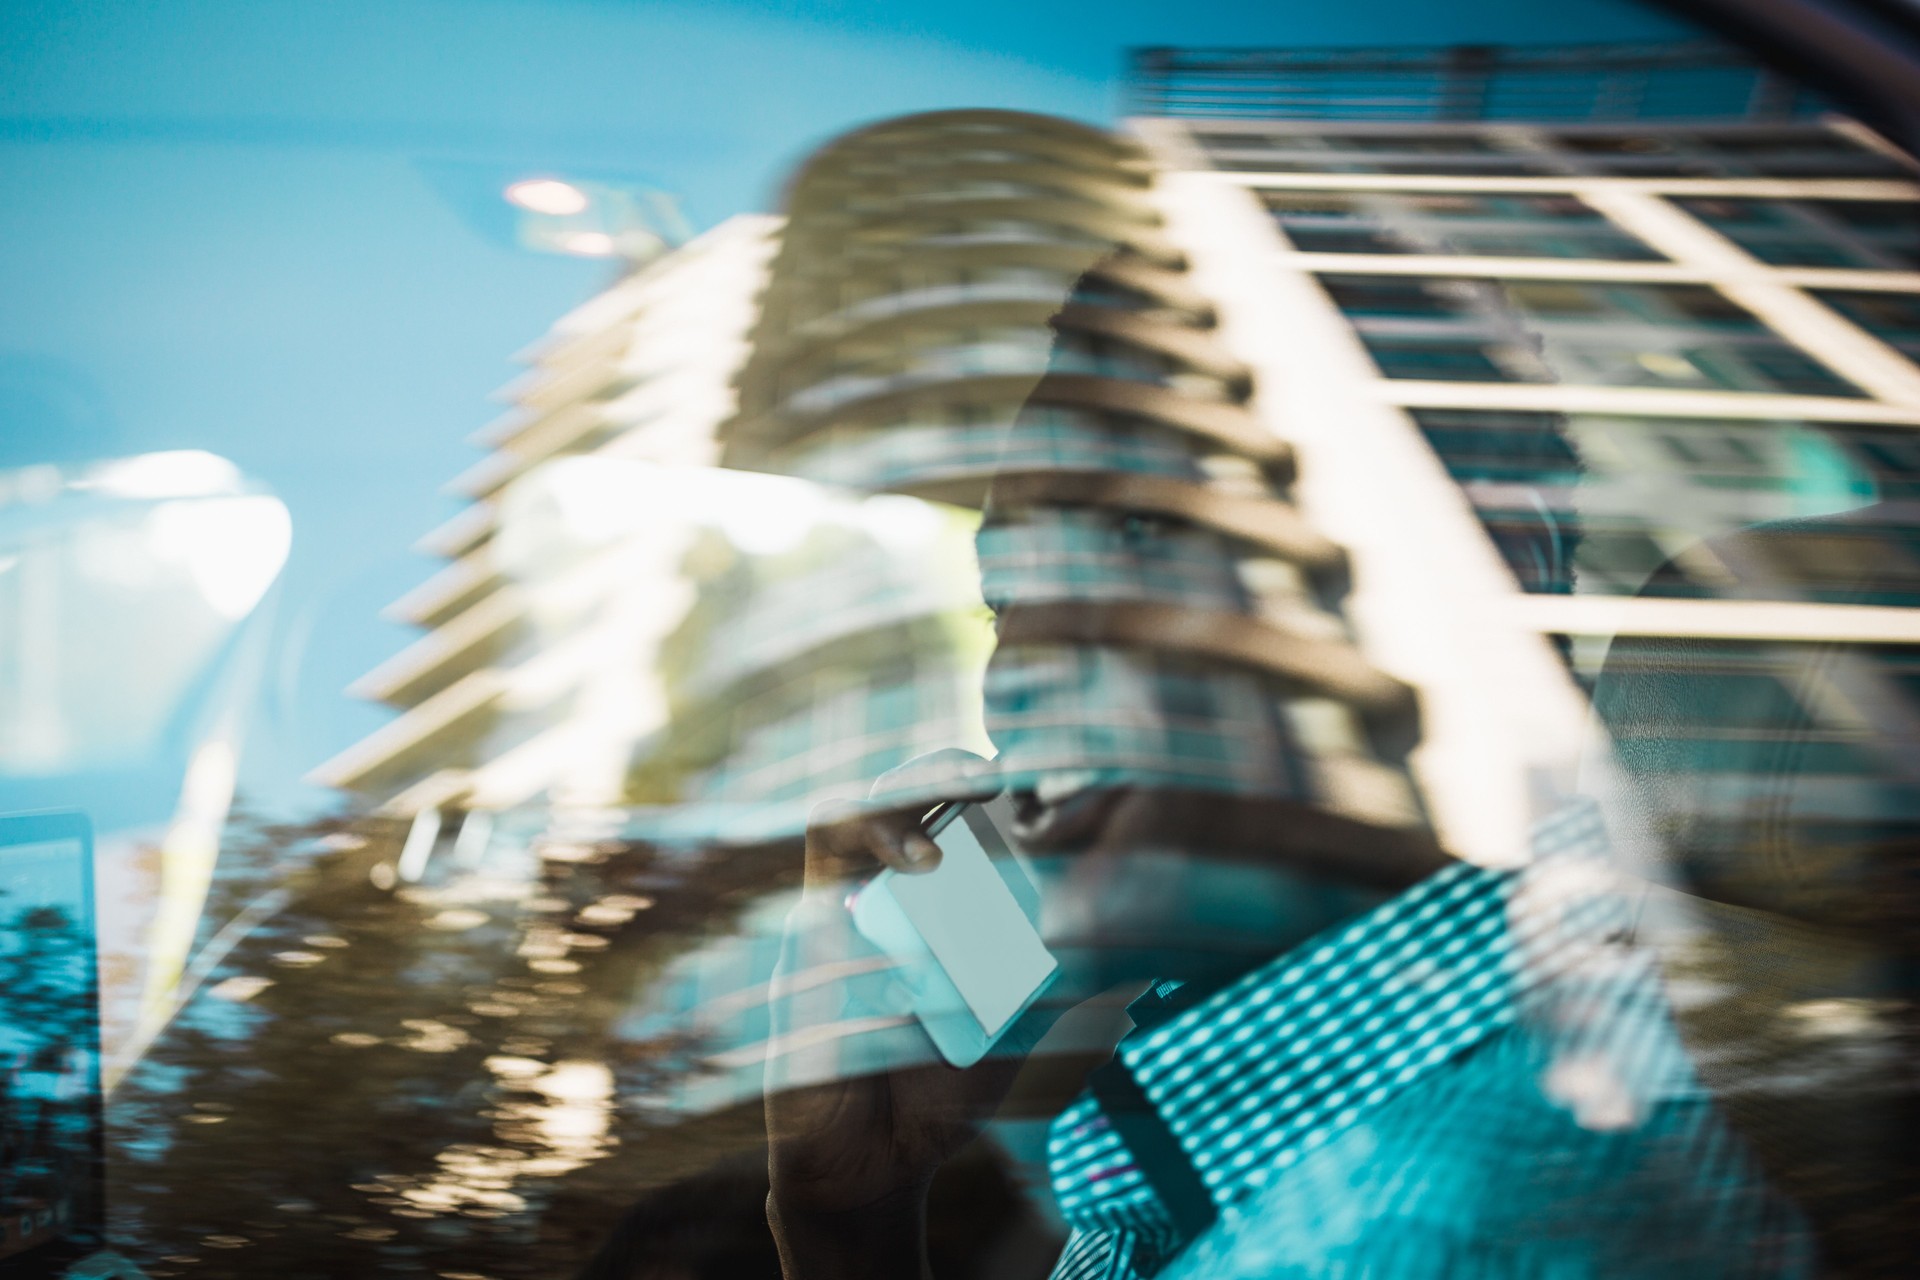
[0,0,1692,813]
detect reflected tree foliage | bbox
[0,895,98,1235]
[103,805,807,1278]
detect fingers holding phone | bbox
[849,793,1056,1069]
[798,798,941,891]
[766,750,1036,1229]
[770,749,1011,1083]
[803,746,1001,867]
[774,748,1061,1072]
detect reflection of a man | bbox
[748,113,1818,1280]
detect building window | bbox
[1318,273,1478,320]
[1840,429,1920,498]
[1736,526,1920,606]
[1191,128,1556,176]
[1332,134,1513,155]
[1812,289,1920,369]
[1479,511,1583,593]
[688,660,986,810]
[1320,276,1767,329]
[784,410,1214,491]
[1576,639,1899,795]
[1410,409,1583,484]
[1605,668,1810,729]
[1320,274,1864,396]
[983,645,1312,797]
[1476,506,1920,605]
[976,509,1250,614]
[1265,190,1662,262]
[1674,197,1920,270]
[912,217,1114,254]
[1549,342,1861,396]
[1364,338,1532,382]
[1687,345,1864,397]
[1550,127,1906,179]
[1411,410,1920,602]
[1694,130,1909,178]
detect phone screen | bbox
[850,798,1056,1065]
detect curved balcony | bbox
[726,363,1284,473]
[780,278,1096,355]
[1081,255,1213,320]
[704,106,1425,851]
[1050,304,1246,384]
[978,503,1354,645]
[778,411,1212,490]
[760,215,1184,337]
[766,311,1246,415]
[674,557,982,703]
[310,667,507,792]
[993,599,1417,727]
[382,545,504,629]
[809,157,1150,205]
[768,413,1331,573]
[783,109,1147,188]
[977,509,1257,616]
[788,148,1155,219]
[981,470,1338,571]
[893,218,1142,258]
[773,332,1223,417]
[819,133,1148,182]
[976,643,1425,826]
[349,585,527,709]
[776,337,1051,416]
[832,204,1185,269]
[787,194,1163,253]
[767,256,1213,353]
[678,654,987,813]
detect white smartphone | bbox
[849,794,1058,1068]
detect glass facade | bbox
[1676,197,1920,269]
[1409,409,1920,603]
[984,645,1309,798]
[1810,289,1920,368]
[12,18,1920,1279]
[781,410,1213,492]
[1163,104,1920,1278]
[681,658,987,810]
[1544,127,1909,178]
[1197,116,1920,633]
[1578,636,1920,824]
[978,509,1251,613]
[1321,275,1864,395]
[719,110,1426,849]
[1195,129,1565,176]
[1191,124,1908,179]
[1265,190,1663,261]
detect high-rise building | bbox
[618,109,1445,1112]
[315,40,1920,1129]
[719,110,1432,858]
[318,112,1437,889]
[296,42,1919,1267]
[1129,42,1920,873]
[307,215,779,841]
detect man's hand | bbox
[764,750,1024,1278]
